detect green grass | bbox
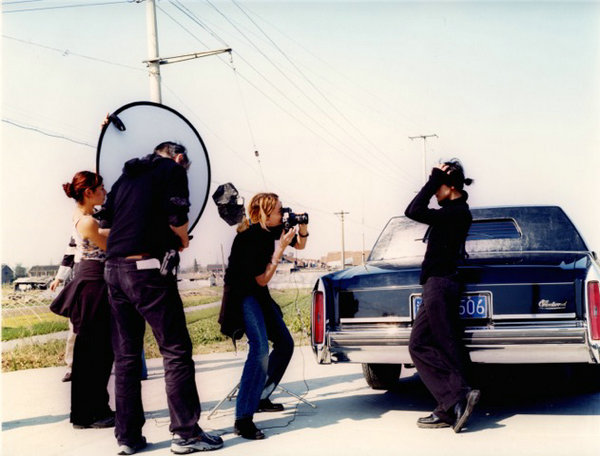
[2,339,67,372]
[2,319,69,341]
[2,287,313,372]
[182,295,221,308]
[0,288,222,341]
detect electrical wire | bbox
[2,119,95,148]
[160,2,401,184]
[169,0,230,49]
[205,0,393,177]
[3,0,45,5]
[228,53,268,191]
[230,2,423,188]
[159,82,261,174]
[3,1,134,14]
[159,1,405,186]
[3,35,145,72]
[230,0,411,182]
[234,1,423,135]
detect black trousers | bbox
[408,276,470,423]
[70,329,114,425]
[105,258,201,446]
[70,282,114,426]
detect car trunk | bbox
[328,253,589,324]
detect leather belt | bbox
[125,253,152,260]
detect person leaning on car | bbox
[404,159,480,433]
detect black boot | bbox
[234,417,265,440]
[257,398,284,413]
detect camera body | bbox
[281,207,309,231]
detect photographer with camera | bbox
[219,193,308,440]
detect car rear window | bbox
[466,219,521,241]
[368,207,588,262]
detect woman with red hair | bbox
[51,171,115,430]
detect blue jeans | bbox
[105,258,201,446]
[236,295,294,419]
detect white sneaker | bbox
[171,431,223,453]
[117,436,147,455]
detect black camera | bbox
[281,207,309,231]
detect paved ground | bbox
[2,346,599,456]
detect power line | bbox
[237,3,422,134]
[207,0,395,178]
[2,119,95,148]
[159,3,401,184]
[159,82,261,173]
[3,1,135,14]
[4,0,44,5]
[3,35,145,71]
[169,0,230,48]
[231,0,412,183]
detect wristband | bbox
[298,232,309,238]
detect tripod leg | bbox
[207,382,240,419]
[276,385,317,408]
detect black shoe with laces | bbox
[72,415,115,429]
[257,398,284,413]
[234,418,265,440]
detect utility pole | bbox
[220,244,226,275]
[409,134,438,184]
[334,211,350,270]
[144,0,231,103]
[146,0,162,102]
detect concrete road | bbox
[2,347,599,456]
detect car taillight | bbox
[588,281,600,340]
[312,291,324,345]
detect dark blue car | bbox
[311,206,600,389]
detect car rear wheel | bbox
[362,363,402,390]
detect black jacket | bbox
[405,168,472,285]
[50,260,108,336]
[219,224,294,340]
[101,154,190,259]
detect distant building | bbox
[321,251,371,268]
[2,264,14,284]
[13,277,51,291]
[207,264,225,273]
[28,265,59,278]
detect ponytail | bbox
[63,171,103,203]
[237,215,250,233]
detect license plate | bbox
[412,293,489,319]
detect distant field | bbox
[1,287,312,372]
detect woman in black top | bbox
[50,171,114,430]
[405,160,480,434]
[219,193,308,439]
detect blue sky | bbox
[2,1,599,268]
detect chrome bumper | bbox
[323,323,596,364]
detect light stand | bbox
[207,382,316,419]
